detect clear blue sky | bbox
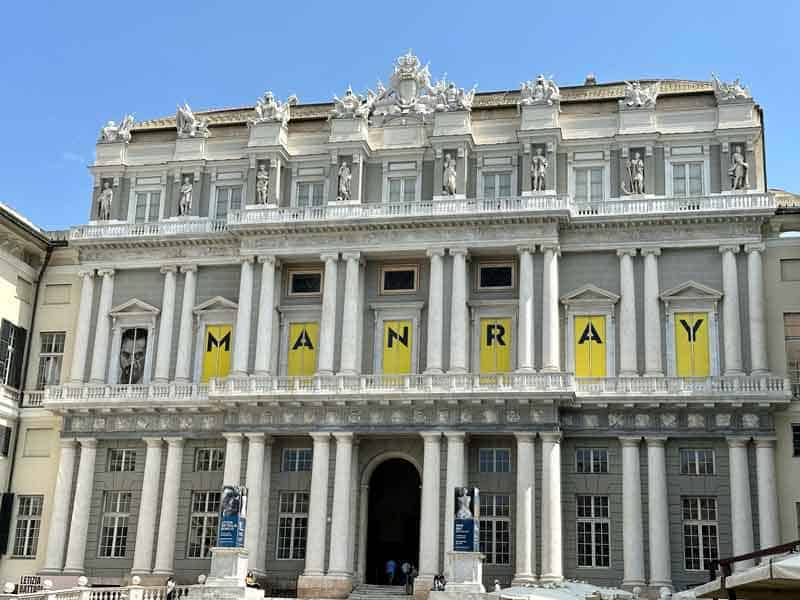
[1,0,797,230]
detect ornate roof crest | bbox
[252,91,298,126]
[176,102,210,138]
[519,74,560,107]
[99,115,134,143]
[711,72,751,103]
[620,81,659,109]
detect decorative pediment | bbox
[109,298,160,318]
[659,280,722,303]
[193,296,238,314]
[561,284,620,308]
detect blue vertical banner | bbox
[218,485,248,548]
[453,487,480,552]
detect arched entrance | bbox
[365,457,421,584]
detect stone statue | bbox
[431,77,476,112]
[711,73,751,102]
[622,81,659,108]
[256,163,270,204]
[531,147,548,192]
[624,152,645,195]
[179,176,193,216]
[330,86,365,119]
[443,154,457,196]
[519,74,560,106]
[97,181,114,220]
[252,91,296,126]
[455,487,472,518]
[176,103,210,138]
[337,162,352,202]
[729,145,749,190]
[99,115,134,143]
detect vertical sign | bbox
[675,312,710,376]
[453,487,480,552]
[218,485,247,548]
[479,318,512,373]
[287,322,319,376]
[574,315,606,377]
[383,320,412,374]
[201,324,232,382]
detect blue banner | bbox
[454,518,478,552]
[453,487,480,552]
[218,485,247,548]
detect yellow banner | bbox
[574,316,606,377]
[201,324,232,383]
[382,320,412,374]
[288,322,319,377]
[675,312,709,377]
[479,318,512,373]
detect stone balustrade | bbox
[69,218,228,242]
[0,585,192,600]
[21,390,44,408]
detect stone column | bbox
[720,245,744,375]
[254,256,278,375]
[755,438,780,551]
[425,249,446,374]
[153,267,178,382]
[419,432,442,581]
[304,433,331,576]
[245,433,266,572]
[42,439,77,573]
[339,253,362,375]
[512,433,536,584]
[729,438,755,569]
[328,433,355,578]
[173,265,197,382]
[448,248,469,373]
[443,432,466,565]
[618,249,638,377]
[348,439,360,578]
[646,437,671,590]
[317,253,339,376]
[63,438,97,574]
[620,437,646,588]
[89,269,115,383]
[223,433,244,486]
[746,243,768,374]
[132,438,163,575]
[69,271,95,383]
[232,257,255,377]
[541,244,561,372]
[517,245,535,372]
[642,249,663,377]
[540,432,563,582]
[153,437,184,575]
[257,438,274,572]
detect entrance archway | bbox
[365,457,421,584]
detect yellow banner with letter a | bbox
[382,320,412,375]
[675,312,709,377]
[574,315,606,377]
[479,318,512,375]
[201,324,232,383]
[287,322,319,377]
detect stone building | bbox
[0,55,795,598]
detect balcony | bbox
[572,192,774,218]
[21,390,44,408]
[69,218,228,242]
[43,382,211,410]
[574,375,792,400]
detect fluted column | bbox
[132,438,163,574]
[443,432,466,565]
[328,433,355,577]
[339,253,362,375]
[317,253,339,376]
[642,248,663,376]
[755,438,779,551]
[646,437,671,589]
[63,438,97,574]
[618,249,638,377]
[154,267,178,382]
[720,245,744,375]
[419,432,442,580]
[232,257,255,376]
[540,432,563,582]
[517,245,535,372]
[304,433,331,576]
[42,439,77,573]
[153,437,184,575]
[448,248,469,373]
[69,271,95,383]
[746,243,768,374]
[223,433,244,485]
[254,257,278,375]
[620,437,646,588]
[729,437,755,569]
[89,269,115,383]
[512,433,536,584]
[425,248,445,374]
[541,244,561,372]
[173,265,197,382]
[245,433,267,572]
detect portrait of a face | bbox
[119,327,147,384]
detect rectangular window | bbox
[483,172,512,199]
[675,312,710,377]
[188,491,220,558]
[381,266,417,294]
[288,270,322,296]
[297,182,324,207]
[792,425,800,457]
[680,449,716,475]
[478,448,511,473]
[682,497,719,571]
[134,191,161,223]
[575,167,603,203]
[0,426,11,457]
[98,491,131,558]
[785,314,800,398]
[478,263,514,290]
[12,495,43,558]
[36,332,65,389]
[576,448,609,474]
[108,449,137,472]
[194,448,225,472]
[215,187,242,220]
[0,319,27,389]
[388,177,416,203]
[277,491,309,559]
[282,448,313,472]
[576,495,610,568]
[479,494,511,565]
[673,162,704,197]
[781,259,800,282]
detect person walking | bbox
[385,558,397,585]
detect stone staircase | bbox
[348,584,411,600]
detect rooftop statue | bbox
[711,72,751,102]
[252,91,297,126]
[431,76,477,112]
[330,86,370,119]
[519,74,560,107]
[176,102,210,138]
[621,81,659,108]
[99,115,134,143]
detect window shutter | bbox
[9,326,27,389]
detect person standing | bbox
[385,558,397,585]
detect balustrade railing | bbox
[574,375,791,396]
[44,382,210,406]
[69,218,228,241]
[21,391,44,408]
[572,192,773,217]
[0,586,187,600]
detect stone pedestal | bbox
[330,118,369,143]
[207,547,250,586]
[248,121,288,148]
[433,111,472,137]
[96,142,128,166]
[444,551,485,593]
[618,107,657,134]
[173,137,207,161]
[519,104,559,130]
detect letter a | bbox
[578,322,603,344]
[292,328,314,350]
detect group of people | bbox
[384,559,419,592]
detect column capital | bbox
[617,248,638,258]
[426,247,446,258]
[320,252,339,263]
[754,437,777,448]
[539,431,562,443]
[640,247,661,257]
[645,436,668,447]
[619,436,643,447]
[59,438,77,449]
[77,269,95,279]
[513,432,536,443]
[237,255,256,265]
[333,431,355,442]
[719,244,741,254]
[179,264,198,273]
[310,431,331,443]
[78,437,97,449]
[223,432,244,442]
[342,251,362,262]
[728,436,752,448]
[97,268,115,278]
[745,242,766,254]
[443,431,467,441]
[244,432,267,444]
[143,437,163,448]
[159,265,178,275]
[540,242,561,255]
[448,247,469,257]
[163,436,185,448]
[420,431,442,442]
[516,244,535,255]
[258,255,279,266]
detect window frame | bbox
[187,490,221,559]
[194,447,225,472]
[576,494,611,568]
[294,180,326,208]
[481,170,514,200]
[682,496,719,572]
[371,303,424,376]
[0,319,26,389]
[282,448,313,472]
[660,283,722,378]
[126,174,166,223]
[785,313,800,399]
[479,493,511,565]
[382,160,421,204]
[213,185,243,220]
[665,146,710,199]
[477,262,516,292]
[680,448,716,475]
[276,491,310,560]
[97,491,131,559]
[12,495,43,558]
[572,165,605,204]
[36,332,65,389]
[380,265,419,295]
[478,448,512,473]
[287,269,324,298]
[387,176,417,204]
[575,448,609,474]
[108,448,137,472]
[792,424,800,458]
[671,161,705,198]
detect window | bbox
[576,495,610,568]
[576,448,609,474]
[43,284,71,305]
[673,163,704,197]
[36,332,65,389]
[792,425,800,457]
[0,320,27,389]
[478,263,514,290]
[188,491,220,558]
[680,449,715,475]
[98,491,131,558]
[388,177,416,203]
[16,277,32,304]
[781,259,800,282]
[277,492,309,559]
[288,271,322,296]
[483,172,512,199]
[12,495,43,558]
[215,187,242,219]
[133,191,161,223]
[108,449,136,472]
[381,266,417,294]
[283,448,312,472]
[195,448,225,472]
[796,503,800,538]
[297,182,324,207]
[0,426,11,457]
[479,494,511,565]
[682,497,719,571]
[785,314,800,397]
[478,448,511,473]
[575,167,603,203]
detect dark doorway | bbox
[366,458,421,585]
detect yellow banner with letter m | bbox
[675,312,709,377]
[201,324,232,383]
